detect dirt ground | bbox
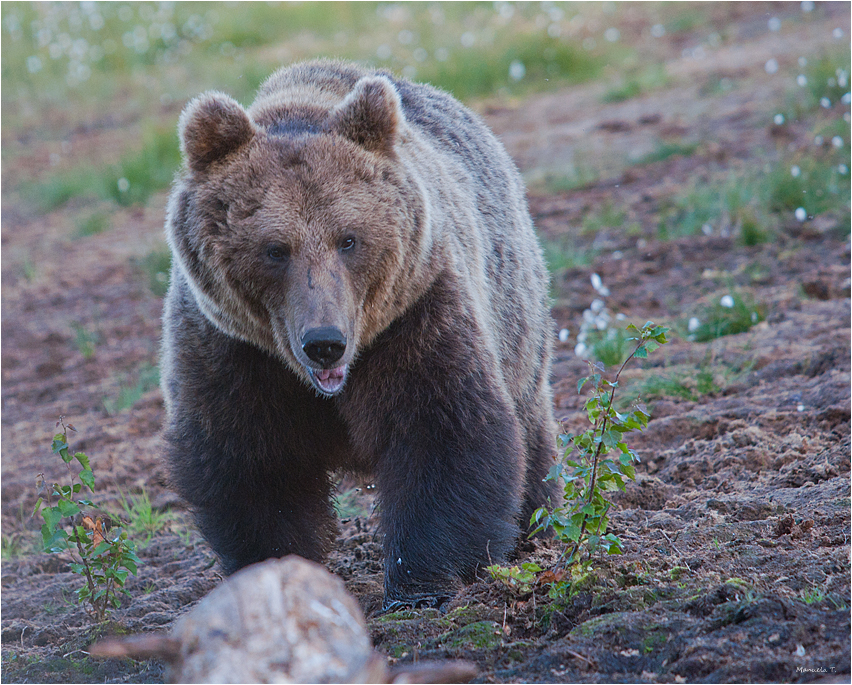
[1,4,850,684]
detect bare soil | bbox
[2,4,849,683]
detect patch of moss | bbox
[443,604,489,627]
[391,643,412,658]
[592,586,660,613]
[641,628,669,654]
[375,609,420,623]
[438,621,503,650]
[571,612,633,639]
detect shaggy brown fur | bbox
[162,59,557,607]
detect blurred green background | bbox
[1,2,848,225]
[0,1,650,211]
[2,1,618,116]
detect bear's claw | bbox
[380,592,453,614]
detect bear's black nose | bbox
[302,327,347,366]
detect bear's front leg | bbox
[376,386,524,608]
[162,283,348,574]
[340,275,524,608]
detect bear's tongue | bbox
[314,365,346,393]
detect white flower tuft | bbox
[508,60,526,81]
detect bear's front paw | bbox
[380,591,453,614]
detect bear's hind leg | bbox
[520,412,560,535]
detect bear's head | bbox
[168,74,428,396]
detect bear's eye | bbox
[266,245,290,262]
[340,236,356,252]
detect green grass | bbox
[627,368,721,403]
[103,364,160,415]
[135,248,172,297]
[528,164,602,194]
[688,292,765,343]
[588,327,633,368]
[4,2,623,213]
[107,127,182,207]
[21,127,181,214]
[799,586,828,605]
[656,172,756,240]
[119,489,174,544]
[582,202,628,234]
[19,167,105,214]
[638,140,699,166]
[737,208,770,247]
[765,153,851,219]
[71,323,99,359]
[74,211,111,239]
[333,486,372,519]
[210,2,380,50]
[799,52,851,110]
[2,3,616,117]
[602,64,670,104]
[648,47,850,243]
[414,32,604,102]
[655,142,849,244]
[0,534,17,559]
[620,352,752,410]
[1,532,37,560]
[541,236,597,275]
[21,257,37,282]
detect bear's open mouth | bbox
[308,364,348,396]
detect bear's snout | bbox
[301,327,347,367]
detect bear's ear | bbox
[179,92,256,173]
[326,76,401,155]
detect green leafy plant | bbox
[486,562,543,595]
[33,418,140,621]
[532,322,670,566]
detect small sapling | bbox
[33,418,140,621]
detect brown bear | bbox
[161,59,557,609]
